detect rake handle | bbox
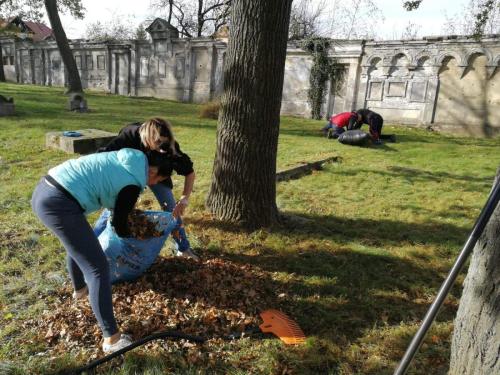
[394,180,500,375]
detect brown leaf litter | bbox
[25,256,285,366]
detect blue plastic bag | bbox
[98,211,178,284]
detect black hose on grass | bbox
[61,330,205,375]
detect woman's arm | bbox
[173,171,195,218]
[111,185,141,237]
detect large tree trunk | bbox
[205,0,292,229]
[44,0,83,94]
[0,44,6,82]
[449,168,500,374]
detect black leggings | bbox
[31,178,118,337]
[368,115,383,140]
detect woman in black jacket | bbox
[94,118,199,260]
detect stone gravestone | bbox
[0,95,15,116]
[68,92,88,112]
[46,129,116,154]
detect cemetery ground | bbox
[1,82,499,375]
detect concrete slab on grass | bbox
[46,129,117,154]
[276,156,339,182]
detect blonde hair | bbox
[139,117,177,155]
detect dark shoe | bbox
[380,134,396,143]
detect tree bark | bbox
[44,0,83,94]
[0,44,6,82]
[449,167,500,374]
[167,0,174,24]
[197,0,204,37]
[205,0,292,229]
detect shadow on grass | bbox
[78,246,455,351]
[21,245,456,375]
[394,132,500,147]
[190,211,469,248]
[215,248,458,338]
[333,165,494,186]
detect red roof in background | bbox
[23,21,53,41]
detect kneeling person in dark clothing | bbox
[349,109,384,144]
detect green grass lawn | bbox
[1,82,499,374]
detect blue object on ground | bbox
[63,131,83,137]
[98,211,178,283]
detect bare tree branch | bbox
[149,0,230,37]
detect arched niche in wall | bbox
[435,52,500,135]
[435,55,464,126]
[366,57,384,102]
[388,53,410,77]
[462,52,489,79]
[462,53,499,133]
[408,56,433,103]
[367,56,382,77]
[414,55,433,76]
[437,55,459,75]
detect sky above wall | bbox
[48,0,466,41]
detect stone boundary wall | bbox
[1,18,499,135]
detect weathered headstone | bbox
[0,95,15,116]
[46,129,116,154]
[68,92,88,112]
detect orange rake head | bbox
[259,309,306,345]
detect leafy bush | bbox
[199,100,220,119]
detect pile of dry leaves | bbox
[26,256,285,366]
[127,209,164,239]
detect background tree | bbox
[85,14,138,41]
[149,0,231,37]
[331,0,384,39]
[442,0,500,36]
[288,0,324,40]
[1,0,87,92]
[448,169,500,374]
[206,0,292,229]
[404,0,500,38]
[44,0,84,95]
[288,0,385,40]
[0,0,43,81]
[135,22,148,40]
[400,21,421,40]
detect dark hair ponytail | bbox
[146,151,171,178]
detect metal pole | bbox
[394,180,500,375]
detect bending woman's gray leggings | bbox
[31,178,118,337]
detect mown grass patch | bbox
[1,82,499,374]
